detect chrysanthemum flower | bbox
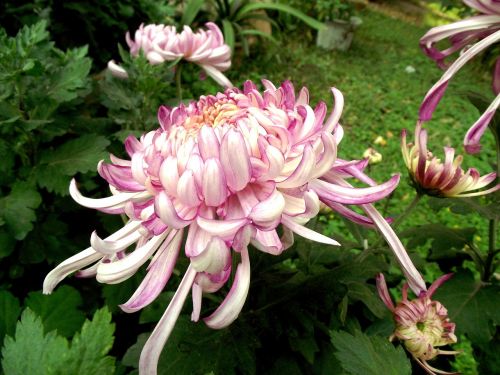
[377,273,459,375]
[108,22,232,87]
[44,80,426,374]
[402,125,499,197]
[419,0,500,154]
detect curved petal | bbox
[204,247,251,329]
[139,265,197,375]
[69,179,150,209]
[120,229,183,313]
[281,215,340,246]
[96,232,168,284]
[362,204,427,295]
[43,248,102,294]
[310,175,400,205]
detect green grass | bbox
[227,7,497,250]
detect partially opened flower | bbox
[108,22,232,87]
[377,273,459,375]
[401,124,500,197]
[44,80,426,374]
[419,0,500,154]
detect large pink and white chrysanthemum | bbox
[108,22,232,87]
[419,0,500,154]
[44,80,426,374]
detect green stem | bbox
[482,127,500,281]
[175,63,183,102]
[392,193,422,229]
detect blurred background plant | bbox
[0,1,498,375]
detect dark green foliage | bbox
[434,270,500,346]
[0,0,177,69]
[1,307,116,375]
[331,330,411,375]
[123,316,260,375]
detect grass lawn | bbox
[223,6,497,279]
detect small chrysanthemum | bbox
[108,22,232,87]
[44,81,426,374]
[401,125,500,197]
[377,273,459,375]
[419,0,500,154]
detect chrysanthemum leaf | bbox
[1,308,116,375]
[0,291,21,345]
[331,330,411,375]
[1,309,70,375]
[25,285,85,338]
[36,134,110,195]
[63,307,116,375]
[0,182,41,240]
[47,48,91,103]
[433,270,500,346]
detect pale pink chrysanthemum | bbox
[377,273,459,375]
[108,22,232,87]
[44,80,426,374]
[402,124,500,197]
[419,0,500,154]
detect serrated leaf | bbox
[47,55,91,102]
[345,282,387,319]
[331,330,411,375]
[1,309,69,375]
[63,307,116,375]
[123,315,259,374]
[36,134,110,195]
[0,291,21,345]
[25,286,85,338]
[0,182,42,240]
[434,270,500,345]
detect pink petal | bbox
[139,265,197,375]
[120,229,183,312]
[281,215,340,246]
[204,247,251,329]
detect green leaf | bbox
[181,0,205,26]
[36,134,110,195]
[47,53,91,102]
[25,286,85,338]
[63,307,116,375]
[123,315,259,374]
[1,308,116,375]
[0,182,42,240]
[433,270,500,346]
[1,309,69,375]
[401,224,475,259]
[331,330,411,375]
[222,19,235,51]
[345,282,387,319]
[0,291,21,345]
[235,3,325,30]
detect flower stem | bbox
[483,129,500,281]
[175,63,183,102]
[392,193,422,229]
